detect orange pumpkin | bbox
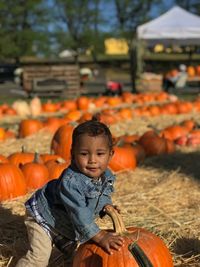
[51,123,74,161]
[109,145,137,172]
[0,127,6,141]
[42,100,59,113]
[43,117,68,133]
[78,112,93,123]
[181,119,195,132]
[73,206,174,267]
[19,119,43,138]
[138,131,167,156]
[160,125,188,141]
[0,163,27,201]
[45,158,69,180]
[196,65,200,76]
[20,153,49,190]
[120,134,140,144]
[64,110,82,121]
[61,100,77,111]
[76,96,90,110]
[40,153,62,163]
[0,155,9,163]
[187,66,196,77]
[8,146,43,167]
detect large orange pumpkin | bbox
[138,131,167,156]
[73,206,174,267]
[109,145,137,172]
[51,123,75,161]
[8,146,43,167]
[20,153,49,190]
[0,163,27,201]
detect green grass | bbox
[174,93,199,101]
[0,96,62,105]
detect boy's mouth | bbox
[87,167,98,172]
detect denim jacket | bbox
[25,165,116,244]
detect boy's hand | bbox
[101,204,121,216]
[92,230,124,255]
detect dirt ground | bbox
[0,113,200,266]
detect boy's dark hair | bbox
[71,115,113,150]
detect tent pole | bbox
[130,38,137,93]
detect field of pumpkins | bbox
[1,91,200,266]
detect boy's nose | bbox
[88,155,96,163]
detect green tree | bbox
[0,0,51,61]
[52,0,106,60]
[175,0,200,14]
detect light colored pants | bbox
[15,214,52,267]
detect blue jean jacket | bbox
[26,165,116,244]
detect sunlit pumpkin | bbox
[0,163,27,201]
[51,123,75,161]
[73,206,174,267]
[8,146,43,167]
[19,119,43,138]
[109,145,137,172]
[45,157,69,180]
[20,153,49,190]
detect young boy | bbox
[16,117,124,267]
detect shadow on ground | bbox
[0,205,27,266]
[142,150,200,181]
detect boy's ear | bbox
[110,150,114,157]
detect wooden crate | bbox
[22,64,80,98]
[136,72,163,92]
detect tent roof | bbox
[137,6,200,45]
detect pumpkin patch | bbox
[1,92,200,266]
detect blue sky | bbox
[99,0,176,32]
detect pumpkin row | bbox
[1,96,200,141]
[0,91,171,117]
[2,117,200,201]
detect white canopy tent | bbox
[137,6,200,46]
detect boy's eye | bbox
[80,152,88,156]
[97,152,106,156]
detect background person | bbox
[105,80,123,96]
[163,64,188,92]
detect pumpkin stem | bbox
[56,157,66,164]
[33,152,40,163]
[104,205,127,234]
[21,145,26,153]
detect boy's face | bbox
[71,133,113,179]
